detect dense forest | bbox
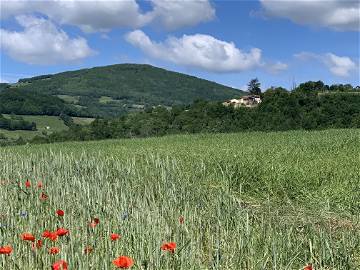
[21,81,360,145]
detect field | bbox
[0,129,359,269]
[0,115,94,140]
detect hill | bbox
[4,64,244,117]
[1,130,359,269]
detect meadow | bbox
[0,129,359,269]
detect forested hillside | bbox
[2,64,243,117]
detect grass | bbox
[0,129,359,269]
[0,115,68,139]
[56,95,80,104]
[0,115,94,140]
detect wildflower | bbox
[111,233,121,241]
[25,179,31,188]
[20,211,28,218]
[43,231,58,242]
[304,265,313,270]
[56,228,69,237]
[21,233,35,242]
[179,216,184,224]
[84,246,93,254]
[89,218,100,228]
[32,240,43,250]
[0,246,12,255]
[112,256,134,268]
[37,181,43,188]
[161,242,176,253]
[121,212,129,220]
[49,247,60,255]
[40,192,48,201]
[56,210,64,217]
[52,260,68,270]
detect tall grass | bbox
[1,129,359,269]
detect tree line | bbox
[24,80,360,145]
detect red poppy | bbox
[56,210,64,216]
[49,247,60,255]
[52,260,68,270]
[111,233,121,241]
[43,231,58,242]
[56,228,69,237]
[89,218,100,228]
[32,240,43,250]
[37,181,43,188]
[25,179,31,188]
[0,246,12,255]
[112,256,134,269]
[179,216,184,224]
[21,233,35,242]
[161,242,176,253]
[40,192,48,201]
[84,246,93,254]
[304,265,313,270]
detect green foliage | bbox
[247,78,261,95]
[12,64,244,117]
[0,88,77,116]
[0,114,36,131]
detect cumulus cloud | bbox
[295,52,357,77]
[147,0,215,30]
[125,30,263,72]
[260,0,360,31]
[0,15,95,65]
[1,0,215,32]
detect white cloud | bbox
[295,52,357,77]
[265,61,288,74]
[147,0,215,30]
[0,0,215,32]
[0,15,95,65]
[260,0,360,31]
[125,30,263,72]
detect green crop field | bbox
[0,129,359,269]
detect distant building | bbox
[222,95,262,108]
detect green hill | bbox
[5,64,244,117]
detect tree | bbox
[247,78,261,95]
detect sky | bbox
[0,0,359,90]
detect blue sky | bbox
[1,0,359,90]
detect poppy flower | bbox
[111,233,121,241]
[84,246,93,254]
[56,210,64,216]
[161,242,176,253]
[40,192,48,201]
[56,228,69,237]
[0,246,12,255]
[89,218,100,228]
[179,216,184,224]
[304,265,313,270]
[32,240,43,250]
[25,179,31,188]
[52,260,68,270]
[112,256,134,269]
[21,233,35,242]
[43,231,58,242]
[37,181,43,188]
[49,247,60,255]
